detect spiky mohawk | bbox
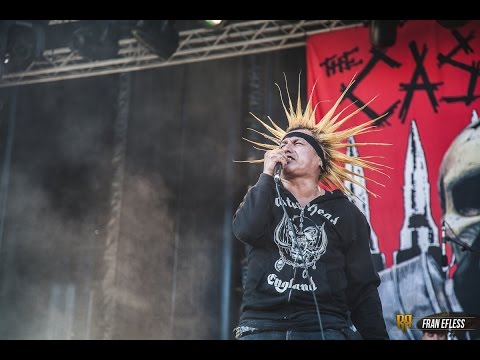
[240,74,391,198]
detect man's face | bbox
[279,129,321,178]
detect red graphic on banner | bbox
[306,20,480,269]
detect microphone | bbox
[274,162,282,182]
[441,220,449,269]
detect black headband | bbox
[282,131,326,165]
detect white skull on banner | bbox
[438,111,480,265]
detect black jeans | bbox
[237,327,362,340]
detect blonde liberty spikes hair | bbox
[240,74,391,199]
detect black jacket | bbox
[233,173,389,340]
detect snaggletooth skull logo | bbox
[274,213,328,278]
[439,115,480,266]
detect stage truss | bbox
[0,20,364,88]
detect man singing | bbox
[233,76,390,340]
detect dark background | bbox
[0,47,307,339]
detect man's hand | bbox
[263,149,288,177]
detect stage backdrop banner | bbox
[307,20,480,340]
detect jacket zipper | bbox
[287,205,305,303]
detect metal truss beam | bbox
[0,20,363,88]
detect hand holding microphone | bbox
[263,149,287,181]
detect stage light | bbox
[369,20,399,49]
[131,20,179,60]
[70,21,120,61]
[0,20,46,77]
[200,20,225,28]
